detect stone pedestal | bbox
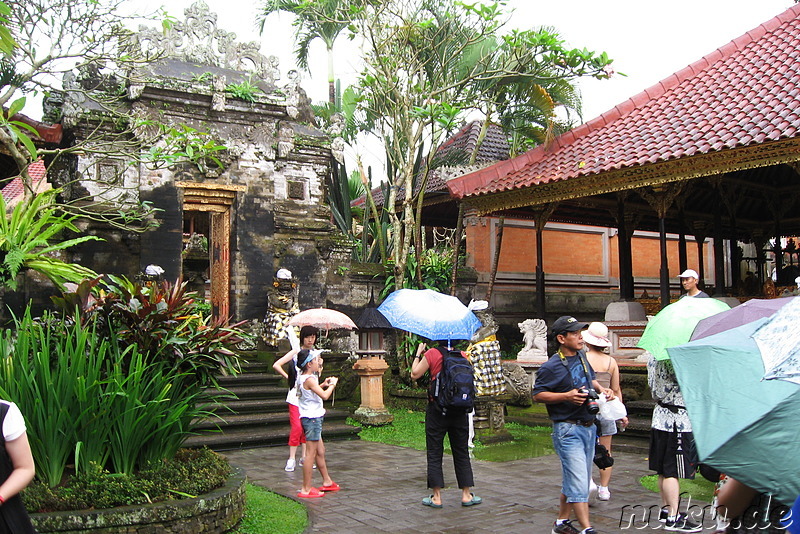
[605,301,647,321]
[473,397,512,443]
[352,357,393,426]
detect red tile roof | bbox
[447,4,800,200]
[2,160,50,206]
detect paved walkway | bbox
[224,440,705,533]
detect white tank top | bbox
[297,373,325,418]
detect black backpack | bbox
[430,347,475,413]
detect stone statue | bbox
[517,318,548,362]
[466,301,505,397]
[501,361,533,407]
[263,268,299,347]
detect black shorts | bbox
[649,428,698,479]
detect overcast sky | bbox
[42,0,797,172]
[136,0,794,119]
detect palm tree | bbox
[259,0,350,103]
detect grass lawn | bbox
[639,474,717,503]
[349,408,554,462]
[230,484,307,534]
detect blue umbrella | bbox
[668,319,800,506]
[377,289,481,341]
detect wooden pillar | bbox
[532,204,557,318]
[713,201,725,295]
[639,184,683,309]
[616,193,635,301]
[692,221,709,290]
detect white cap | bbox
[276,268,293,279]
[582,322,611,348]
[679,269,699,279]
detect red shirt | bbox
[424,347,468,379]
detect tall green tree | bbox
[259,0,353,104]
[347,0,613,290]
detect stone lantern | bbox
[351,292,393,425]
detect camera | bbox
[580,387,600,415]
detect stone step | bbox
[187,356,361,451]
[184,421,361,451]
[192,408,353,431]
[216,372,282,388]
[205,384,287,400]
[202,398,289,415]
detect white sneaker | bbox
[588,480,598,506]
[284,458,295,472]
[597,486,611,501]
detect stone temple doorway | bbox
[178,182,245,321]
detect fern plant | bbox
[0,187,99,289]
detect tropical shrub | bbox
[0,278,246,486]
[0,188,100,290]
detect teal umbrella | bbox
[668,319,800,506]
[637,297,730,360]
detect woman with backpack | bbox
[273,325,318,472]
[411,341,482,509]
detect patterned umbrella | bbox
[377,289,481,341]
[690,296,797,341]
[288,308,357,330]
[752,296,800,385]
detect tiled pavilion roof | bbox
[447,4,800,224]
[1,160,49,207]
[353,120,509,211]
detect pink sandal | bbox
[297,487,325,498]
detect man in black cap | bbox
[533,316,615,534]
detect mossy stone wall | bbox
[30,469,245,534]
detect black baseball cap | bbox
[550,316,588,337]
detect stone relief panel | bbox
[128,0,280,84]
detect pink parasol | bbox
[288,308,357,331]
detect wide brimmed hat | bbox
[583,322,611,347]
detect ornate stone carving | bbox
[262,271,300,348]
[128,1,280,84]
[502,362,532,407]
[517,318,548,362]
[277,124,295,159]
[211,75,227,111]
[468,307,505,397]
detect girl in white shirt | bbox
[295,349,339,499]
[273,326,318,471]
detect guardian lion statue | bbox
[517,318,548,362]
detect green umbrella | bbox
[637,297,730,360]
[668,319,800,506]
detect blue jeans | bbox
[552,421,596,503]
[301,416,323,441]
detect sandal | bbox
[297,488,324,499]
[462,494,482,507]
[422,495,442,508]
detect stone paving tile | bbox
[224,440,674,533]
